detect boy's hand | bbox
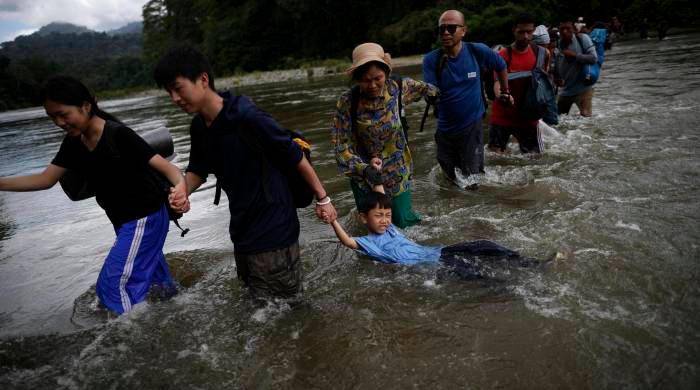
[364,158,383,186]
[169,184,190,213]
[370,157,382,172]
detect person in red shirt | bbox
[488,13,550,155]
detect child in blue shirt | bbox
[330,160,535,279]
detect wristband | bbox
[316,196,332,206]
[316,193,328,201]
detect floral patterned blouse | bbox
[331,77,438,197]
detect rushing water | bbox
[1,33,699,389]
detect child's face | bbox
[166,74,208,114]
[360,206,392,234]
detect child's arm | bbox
[331,219,359,250]
[369,157,385,194]
[0,164,65,191]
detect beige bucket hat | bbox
[346,42,392,75]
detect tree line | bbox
[0,0,696,112]
[0,31,148,111]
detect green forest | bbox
[0,0,696,111]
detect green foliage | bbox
[0,0,698,111]
[0,30,148,109]
[379,8,443,55]
[140,0,699,77]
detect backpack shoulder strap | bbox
[436,50,449,84]
[389,74,403,113]
[575,33,592,52]
[397,77,403,112]
[213,101,271,205]
[506,45,513,73]
[350,85,360,137]
[466,42,481,72]
[532,44,545,70]
[466,42,488,112]
[389,76,404,118]
[390,76,409,140]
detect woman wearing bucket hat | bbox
[331,42,439,228]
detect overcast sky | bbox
[0,0,147,43]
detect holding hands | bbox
[364,156,384,186]
[315,194,337,224]
[369,157,385,194]
[168,181,190,214]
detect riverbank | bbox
[112,54,425,99]
[219,54,424,89]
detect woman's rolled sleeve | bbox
[402,77,439,105]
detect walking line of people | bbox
[0,9,610,314]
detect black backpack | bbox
[350,74,409,143]
[505,44,555,121]
[212,105,314,209]
[58,124,190,236]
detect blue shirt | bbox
[423,42,506,133]
[354,225,443,265]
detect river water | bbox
[1,33,698,389]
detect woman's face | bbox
[357,64,387,98]
[44,100,91,137]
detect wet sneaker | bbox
[454,168,481,190]
[148,283,179,302]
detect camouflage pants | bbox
[234,242,302,299]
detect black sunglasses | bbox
[438,24,464,35]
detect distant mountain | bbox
[108,22,143,36]
[30,21,142,38]
[0,19,149,111]
[35,22,93,36]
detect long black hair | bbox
[41,76,121,123]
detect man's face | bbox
[559,23,574,42]
[438,13,466,49]
[513,23,535,47]
[166,75,207,114]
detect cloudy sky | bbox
[0,0,147,42]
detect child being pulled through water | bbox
[330,158,541,279]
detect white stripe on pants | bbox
[119,217,146,312]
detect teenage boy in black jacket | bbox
[154,46,336,300]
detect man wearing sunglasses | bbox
[423,10,512,190]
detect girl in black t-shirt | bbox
[0,76,189,315]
